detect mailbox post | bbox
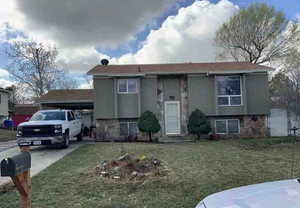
[1,147,32,208]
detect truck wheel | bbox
[61,132,70,149]
[76,129,83,141]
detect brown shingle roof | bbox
[14,104,39,115]
[87,62,273,75]
[39,89,94,103]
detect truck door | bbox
[71,111,81,136]
[67,111,76,137]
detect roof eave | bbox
[38,100,94,104]
[88,69,269,76]
[92,73,146,77]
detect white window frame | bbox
[117,79,138,94]
[119,121,138,136]
[215,119,240,134]
[217,76,243,106]
[164,101,181,135]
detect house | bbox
[87,62,271,140]
[0,88,10,121]
[12,104,39,126]
[268,108,300,136]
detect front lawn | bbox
[1,137,300,208]
[0,129,16,142]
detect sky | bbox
[0,0,299,89]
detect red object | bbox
[209,134,221,140]
[12,115,33,126]
[12,104,39,127]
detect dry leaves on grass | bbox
[95,153,169,183]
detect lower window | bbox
[120,122,138,137]
[215,119,240,134]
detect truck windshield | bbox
[30,111,66,121]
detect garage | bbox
[38,89,94,135]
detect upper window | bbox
[118,79,137,93]
[217,76,242,106]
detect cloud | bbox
[0,1,24,34]
[79,82,92,89]
[11,0,176,49]
[112,0,238,64]
[0,68,9,77]
[0,0,239,73]
[0,68,14,87]
[0,78,14,88]
[56,47,109,72]
[296,13,300,22]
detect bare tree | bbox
[270,49,300,129]
[83,74,93,89]
[282,49,300,115]
[9,84,36,104]
[5,40,78,98]
[215,3,300,64]
[53,70,79,90]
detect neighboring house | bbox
[38,89,94,131]
[38,89,94,110]
[268,108,300,136]
[12,104,39,126]
[0,88,10,121]
[86,62,271,140]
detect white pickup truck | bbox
[16,109,83,148]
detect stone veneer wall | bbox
[180,76,188,135]
[96,119,120,141]
[240,115,269,138]
[210,115,269,138]
[157,77,164,136]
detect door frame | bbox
[164,101,181,135]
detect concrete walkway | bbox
[0,139,85,186]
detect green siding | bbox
[141,78,157,113]
[163,78,180,101]
[218,106,244,115]
[93,72,269,121]
[118,94,139,118]
[188,76,215,115]
[246,73,269,114]
[94,78,114,119]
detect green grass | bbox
[0,129,16,142]
[233,136,299,150]
[1,138,300,208]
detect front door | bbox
[165,101,181,135]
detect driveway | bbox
[0,139,87,186]
[0,140,17,152]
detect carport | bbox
[38,89,94,134]
[38,89,94,110]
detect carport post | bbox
[18,146,31,208]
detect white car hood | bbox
[18,120,65,127]
[203,179,300,208]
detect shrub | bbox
[188,109,211,140]
[138,111,161,142]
